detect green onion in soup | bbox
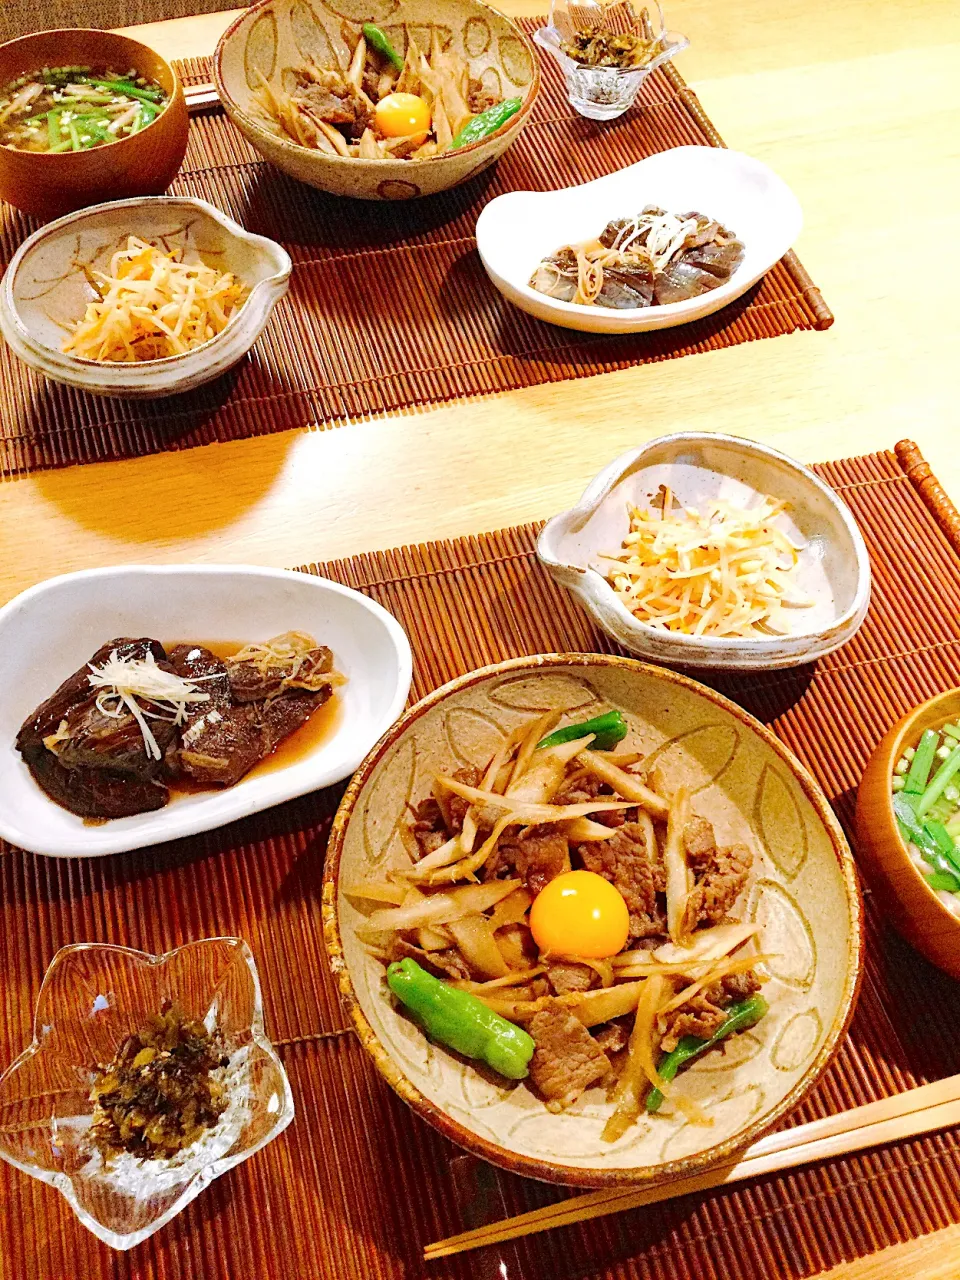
[0,65,168,153]
[892,718,960,916]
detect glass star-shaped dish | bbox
[535,0,689,120]
[0,938,293,1250]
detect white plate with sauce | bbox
[475,146,803,334]
[0,565,412,857]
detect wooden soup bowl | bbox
[856,688,960,980]
[0,29,189,219]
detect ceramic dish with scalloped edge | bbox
[475,146,802,334]
[0,196,291,398]
[536,433,871,670]
[323,653,863,1188]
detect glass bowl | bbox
[0,938,294,1250]
[534,0,688,120]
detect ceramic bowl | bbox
[323,654,863,1187]
[856,689,960,980]
[0,29,189,220]
[0,564,412,858]
[475,146,802,333]
[214,0,539,201]
[0,938,293,1249]
[537,432,871,670]
[0,196,291,399]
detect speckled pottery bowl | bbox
[214,0,540,201]
[0,196,291,398]
[323,654,863,1188]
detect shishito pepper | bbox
[386,958,534,1079]
[449,97,522,150]
[537,710,628,752]
[646,995,768,1113]
[362,23,404,72]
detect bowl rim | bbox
[0,195,292,372]
[212,0,541,168]
[322,651,865,1188]
[859,687,960,932]
[536,431,873,660]
[0,28,184,164]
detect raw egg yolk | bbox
[529,870,630,959]
[375,92,431,139]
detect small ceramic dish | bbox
[856,689,960,980]
[0,937,292,1250]
[215,0,539,202]
[0,564,412,858]
[475,146,802,334]
[323,653,863,1187]
[537,433,871,670]
[0,29,189,219]
[0,196,291,399]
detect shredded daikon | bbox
[63,237,249,363]
[86,650,215,761]
[603,488,814,638]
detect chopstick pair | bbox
[424,1073,960,1261]
[184,82,219,113]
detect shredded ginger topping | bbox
[611,210,701,272]
[228,630,344,693]
[63,236,249,363]
[603,488,814,638]
[87,651,213,761]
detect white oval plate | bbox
[475,146,803,333]
[537,432,871,670]
[0,565,412,858]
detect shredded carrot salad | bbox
[603,487,813,638]
[63,236,248,362]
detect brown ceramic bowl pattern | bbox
[0,30,189,219]
[856,689,960,980]
[323,654,863,1188]
[214,0,540,201]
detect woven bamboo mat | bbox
[4,439,958,1280]
[0,24,832,477]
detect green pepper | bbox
[537,710,628,753]
[449,97,522,150]
[362,23,404,72]
[646,995,768,1113]
[387,958,534,1080]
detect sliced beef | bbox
[684,842,753,928]
[227,644,334,703]
[437,767,481,836]
[546,961,596,996]
[528,1001,612,1111]
[292,69,372,140]
[467,77,499,115]
[660,992,728,1053]
[708,969,761,1005]
[410,797,449,858]
[578,822,667,940]
[592,1018,631,1056]
[498,827,570,895]
[16,638,173,818]
[388,936,471,981]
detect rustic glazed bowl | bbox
[0,197,291,398]
[323,654,863,1187]
[856,689,960,980]
[214,0,539,201]
[537,433,872,670]
[0,938,293,1250]
[0,29,189,219]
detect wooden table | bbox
[2,1,960,1276]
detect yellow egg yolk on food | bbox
[529,870,630,959]
[375,92,431,139]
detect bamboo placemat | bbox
[3,439,957,1280]
[0,25,832,477]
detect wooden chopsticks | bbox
[184,82,219,113]
[424,1074,960,1261]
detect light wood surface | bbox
[2,3,960,1276]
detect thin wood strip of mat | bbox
[3,440,954,1280]
[0,23,832,478]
